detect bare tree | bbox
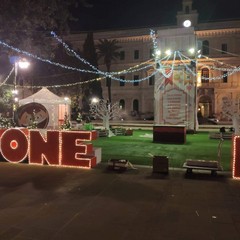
[221,96,240,134]
[90,99,121,137]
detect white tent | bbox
[19,87,71,129]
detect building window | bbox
[149,75,155,85]
[202,40,209,55]
[133,75,139,86]
[201,68,209,83]
[223,71,228,83]
[221,44,227,54]
[185,6,190,14]
[134,50,139,59]
[119,99,125,110]
[133,99,139,112]
[120,51,125,60]
[120,76,125,86]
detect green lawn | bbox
[92,130,232,171]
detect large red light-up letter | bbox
[233,136,240,179]
[29,130,60,165]
[0,128,28,163]
[61,131,97,168]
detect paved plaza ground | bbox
[0,162,240,240]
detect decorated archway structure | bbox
[154,27,197,131]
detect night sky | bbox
[70,0,240,32]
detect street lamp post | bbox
[12,58,30,124]
[13,58,30,88]
[64,97,70,117]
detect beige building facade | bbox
[66,0,240,123]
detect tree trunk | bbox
[102,113,114,137]
[233,113,240,135]
[103,114,109,130]
[106,77,111,103]
[106,65,111,103]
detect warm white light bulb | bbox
[188,48,195,55]
[165,49,172,56]
[155,49,161,56]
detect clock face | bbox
[183,20,191,27]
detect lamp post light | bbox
[91,97,99,104]
[18,60,30,69]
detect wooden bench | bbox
[183,138,223,175]
[97,129,109,137]
[183,160,223,175]
[112,128,125,136]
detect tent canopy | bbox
[18,87,71,129]
[19,87,71,105]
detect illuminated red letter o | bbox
[0,129,28,163]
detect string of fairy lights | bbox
[51,31,155,76]
[0,67,14,87]
[178,51,238,80]
[51,30,165,83]
[0,29,240,90]
[0,34,158,88]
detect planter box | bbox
[152,156,169,174]
[153,125,186,144]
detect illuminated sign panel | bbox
[233,136,240,179]
[0,129,97,169]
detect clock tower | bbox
[176,0,199,28]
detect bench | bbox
[107,159,136,171]
[209,132,232,140]
[112,128,125,136]
[108,159,129,171]
[97,129,109,137]
[183,160,223,175]
[183,138,223,175]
